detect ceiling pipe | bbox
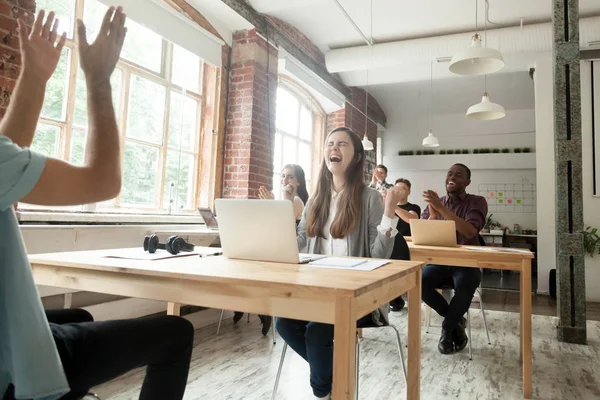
[325,16,600,73]
[332,0,373,46]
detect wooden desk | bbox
[407,243,534,399]
[30,250,424,400]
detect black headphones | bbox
[143,234,195,255]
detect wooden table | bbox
[30,250,424,400]
[407,243,534,399]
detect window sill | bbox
[17,211,203,225]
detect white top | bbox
[320,190,399,256]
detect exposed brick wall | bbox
[266,16,325,68]
[0,1,35,120]
[223,29,277,199]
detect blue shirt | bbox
[0,135,69,399]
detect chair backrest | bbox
[477,234,486,246]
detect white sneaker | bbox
[314,395,331,400]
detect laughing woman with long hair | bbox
[275,127,404,400]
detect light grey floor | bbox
[95,307,600,400]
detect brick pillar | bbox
[0,1,36,119]
[223,29,277,199]
[553,0,586,344]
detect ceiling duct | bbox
[325,16,600,74]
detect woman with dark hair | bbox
[259,164,308,221]
[275,127,404,400]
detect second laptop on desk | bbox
[215,199,325,264]
[410,219,458,247]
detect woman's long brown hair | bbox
[306,127,365,239]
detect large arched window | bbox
[273,80,325,199]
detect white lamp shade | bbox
[362,134,374,151]
[466,93,506,121]
[449,35,505,76]
[422,132,439,147]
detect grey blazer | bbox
[297,186,395,325]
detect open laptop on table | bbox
[215,199,325,264]
[198,207,219,231]
[409,219,458,247]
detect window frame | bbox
[273,77,326,198]
[22,0,214,217]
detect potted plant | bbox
[522,147,531,153]
[473,149,480,154]
[502,148,510,153]
[407,150,415,156]
[439,149,447,155]
[416,150,423,156]
[492,148,500,153]
[446,149,454,155]
[462,149,469,154]
[514,148,522,153]
[455,149,462,155]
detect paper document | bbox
[307,258,390,271]
[104,247,222,260]
[464,246,531,254]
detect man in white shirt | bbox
[1,8,193,400]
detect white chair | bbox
[271,324,406,400]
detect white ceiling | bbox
[247,0,600,51]
[368,71,535,116]
[181,0,597,118]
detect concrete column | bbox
[553,0,587,344]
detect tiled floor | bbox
[95,306,600,400]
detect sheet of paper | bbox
[104,247,222,260]
[464,246,532,254]
[307,259,390,271]
[308,257,367,268]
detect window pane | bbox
[73,67,122,128]
[299,106,313,141]
[82,0,108,40]
[121,19,163,73]
[298,142,311,178]
[126,75,166,144]
[36,0,75,38]
[163,151,194,210]
[273,133,282,171]
[283,136,297,165]
[276,88,299,135]
[41,48,70,121]
[31,124,60,157]
[172,45,200,92]
[69,127,86,166]
[168,91,198,150]
[121,142,159,206]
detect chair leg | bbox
[216,309,224,336]
[426,304,432,333]
[271,343,288,400]
[467,308,473,361]
[355,333,360,400]
[247,313,250,323]
[389,325,407,385]
[478,289,492,344]
[272,318,277,345]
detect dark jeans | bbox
[3,309,194,400]
[421,265,481,331]
[275,315,371,398]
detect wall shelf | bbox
[383,153,536,171]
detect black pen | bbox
[199,252,222,258]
